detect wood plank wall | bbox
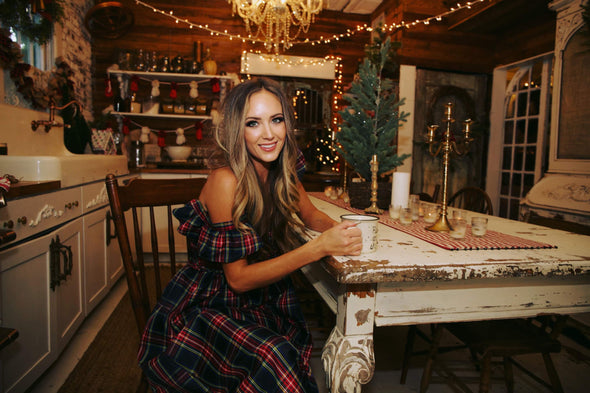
[91,0,556,117]
[90,0,371,120]
[90,0,556,144]
[372,0,555,73]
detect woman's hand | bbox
[315,221,363,256]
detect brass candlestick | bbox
[365,154,383,214]
[426,103,474,232]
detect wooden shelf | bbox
[108,69,232,83]
[111,111,211,120]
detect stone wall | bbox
[1,0,95,118]
[56,0,95,117]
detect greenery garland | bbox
[0,0,64,45]
[1,27,75,110]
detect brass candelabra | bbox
[425,102,474,232]
[365,154,383,214]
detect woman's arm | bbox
[200,169,362,293]
[296,182,337,232]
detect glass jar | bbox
[130,141,145,168]
[160,98,174,114]
[173,100,185,114]
[195,96,208,115]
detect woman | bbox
[138,77,362,392]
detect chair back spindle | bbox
[105,174,206,337]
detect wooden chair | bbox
[448,186,493,215]
[105,173,206,392]
[402,187,566,392]
[413,185,441,203]
[418,316,567,393]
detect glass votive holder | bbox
[410,203,420,221]
[389,205,400,219]
[408,195,418,219]
[423,205,439,223]
[452,209,465,221]
[449,218,467,239]
[324,186,334,197]
[399,208,413,225]
[471,217,488,237]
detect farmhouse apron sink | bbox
[0,154,128,187]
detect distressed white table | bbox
[301,196,590,393]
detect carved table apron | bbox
[301,196,590,393]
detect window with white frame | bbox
[486,54,553,220]
[8,26,54,71]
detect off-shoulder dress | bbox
[138,196,318,392]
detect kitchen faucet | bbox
[31,100,80,132]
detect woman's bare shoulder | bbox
[206,167,236,190]
[200,167,236,218]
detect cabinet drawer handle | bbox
[106,210,118,246]
[50,235,73,291]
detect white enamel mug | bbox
[341,214,379,254]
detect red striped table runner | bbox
[310,192,556,251]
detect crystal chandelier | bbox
[229,0,323,54]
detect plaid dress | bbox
[137,199,319,393]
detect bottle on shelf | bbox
[159,55,170,73]
[190,41,203,74]
[123,94,131,112]
[118,51,132,70]
[130,92,142,113]
[114,86,130,112]
[172,54,184,73]
[113,92,125,112]
[148,51,159,72]
[134,49,146,71]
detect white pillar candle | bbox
[391,172,411,212]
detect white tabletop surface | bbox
[309,196,590,284]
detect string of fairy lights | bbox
[134,0,486,50]
[128,0,485,159]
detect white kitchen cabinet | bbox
[0,219,83,393]
[106,207,124,285]
[83,208,109,315]
[0,174,130,393]
[83,206,124,316]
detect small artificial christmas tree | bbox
[336,35,410,181]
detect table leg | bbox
[321,326,375,393]
[321,283,377,392]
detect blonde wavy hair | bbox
[214,77,305,252]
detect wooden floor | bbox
[30,276,590,393]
